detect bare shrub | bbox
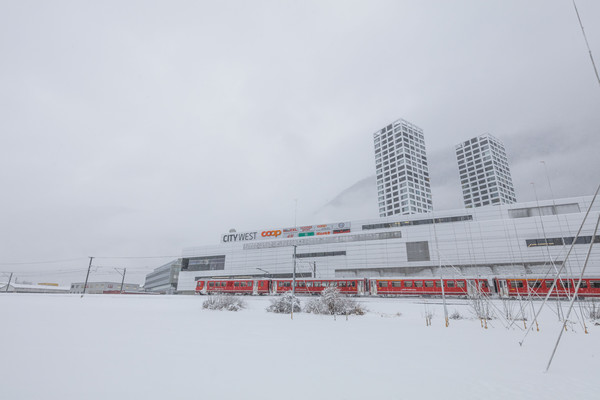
[583,299,600,320]
[470,297,493,320]
[266,292,301,314]
[305,287,365,316]
[449,310,462,320]
[203,295,246,311]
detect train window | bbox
[307,282,313,287]
[234,282,240,287]
[545,280,556,288]
[447,281,455,288]
[563,281,572,288]
[424,281,434,288]
[209,282,214,287]
[379,281,388,288]
[350,282,356,287]
[528,281,542,289]
[404,281,413,287]
[392,281,402,287]
[434,281,441,288]
[510,281,524,288]
[339,282,347,287]
[315,282,321,287]
[579,281,587,288]
[415,281,423,287]
[457,281,465,288]
[591,281,600,288]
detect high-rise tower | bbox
[455,133,516,208]
[374,118,433,217]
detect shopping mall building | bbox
[172,195,599,293]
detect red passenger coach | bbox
[195,279,270,295]
[495,278,600,298]
[272,279,363,295]
[370,278,490,297]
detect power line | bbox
[573,0,600,87]
[0,257,85,266]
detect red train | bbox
[494,277,600,298]
[195,276,600,298]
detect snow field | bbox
[0,293,598,400]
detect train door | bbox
[252,280,258,296]
[371,279,378,296]
[497,279,508,298]
[467,280,477,297]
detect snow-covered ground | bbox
[0,293,598,399]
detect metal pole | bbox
[313,262,316,278]
[520,184,599,346]
[120,268,126,294]
[81,257,94,298]
[5,273,13,292]
[291,245,297,320]
[432,213,449,327]
[546,213,600,372]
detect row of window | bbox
[526,236,600,247]
[363,215,472,230]
[509,204,580,219]
[509,280,600,289]
[378,280,472,288]
[278,281,357,288]
[296,251,346,259]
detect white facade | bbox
[455,133,516,208]
[177,195,600,293]
[70,282,141,294]
[144,260,181,294]
[374,118,433,217]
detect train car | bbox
[495,277,600,298]
[369,278,491,297]
[271,278,364,296]
[195,279,271,295]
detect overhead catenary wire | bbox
[572,0,600,87]
[545,213,600,372]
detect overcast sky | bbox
[1,1,599,285]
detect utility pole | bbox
[81,257,94,298]
[115,268,127,294]
[291,245,297,320]
[4,272,13,292]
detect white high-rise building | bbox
[374,118,433,217]
[455,133,516,208]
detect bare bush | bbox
[266,292,301,314]
[202,295,246,311]
[583,299,600,320]
[449,310,462,320]
[305,287,365,316]
[470,297,494,320]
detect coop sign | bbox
[221,222,351,244]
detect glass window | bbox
[414,281,423,287]
[447,281,455,288]
[424,281,434,288]
[379,281,388,288]
[392,281,402,287]
[404,281,413,287]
